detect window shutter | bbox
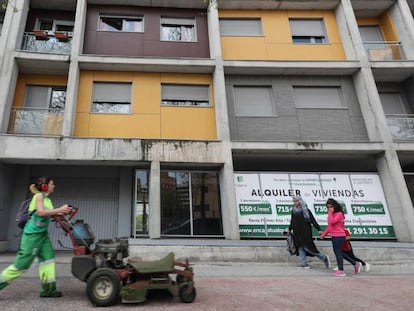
[93,83,131,102]
[234,86,274,116]
[162,84,209,101]
[290,19,325,37]
[219,19,262,36]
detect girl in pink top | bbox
[321,198,361,277]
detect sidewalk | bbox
[1,252,414,310]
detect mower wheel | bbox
[86,268,121,307]
[178,282,196,303]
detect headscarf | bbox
[292,196,311,222]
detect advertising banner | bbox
[234,172,395,239]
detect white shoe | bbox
[363,263,370,272]
[332,266,338,271]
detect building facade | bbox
[1,0,414,252]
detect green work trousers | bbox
[0,231,58,295]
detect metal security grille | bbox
[47,177,119,250]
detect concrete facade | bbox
[1,0,414,254]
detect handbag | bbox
[286,232,296,255]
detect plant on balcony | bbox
[54,31,69,42]
[32,30,48,40]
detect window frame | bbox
[160,17,197,42]
[160,170,223,237]
[293,86,345,109]
[35,18,74,36]
[161,84,210,107]
[24,85,67,112]
[91,82,132,114]
[98,14,144,33]
[289,18,328,44]
[219,18,263,36]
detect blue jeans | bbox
[298,246,326,266]
[331,236,356,271]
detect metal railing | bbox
[8,107,64,136]
[363,41,405,61]
[386,114,414,141]
[20,32,72,54]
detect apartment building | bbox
[1,0,414,253]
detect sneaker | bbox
[354,261,362,274]
[297,264,310,269]
[323,255,331,269]
[363,263,370,272]
[332,266,338,271]
[333,270,346,277]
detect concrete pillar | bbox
[0,0,29,132]
[389,0,414,60]
[340,0,414,242]
[149,160,161,239]
[61,0,86,136]
[207,0,239,239]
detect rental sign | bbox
[234,172,395,239]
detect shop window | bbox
[233,86,274,116]
[289,19,328,44]
[161,84,210,107]
[293,86,344,108]
[161,171,223,236]
[92,82,132,113]
[219,18,263,36]
[160,17,196,42]
[99,15,144,32]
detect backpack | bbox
[16,198,34,229]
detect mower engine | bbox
[53,209,129,282]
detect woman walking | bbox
[321,198,362,277]
[289,196,330,269]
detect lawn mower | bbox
[53,207,196,307]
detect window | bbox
[293,86,343,108]
[219,18,263,36]
[25,85,66,111]
[160,17,196,42]
[161,171,223,236]
[99,15,144,32]
[36,19,74,34]
[161,84,210,107]
[289,19,327,44]
[92,82,132,113]
[233,86,274,116]
[134,170,149,236]
[379,93,408,115]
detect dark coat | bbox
[288,209,321,256]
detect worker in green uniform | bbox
[0,177,71,298]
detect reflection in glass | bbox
[161,171,222,236]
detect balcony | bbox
[8,107,63,136]
[20,31,72,55]
[364,41,405,61]
[386,114,414,141]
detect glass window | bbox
[99,15,144,32]
[161,171,223,236]
[294,86,344,109]
[161,17,196,42]
[289,19,328,44]
[134,170,149,236]
[92,82,132,113]
[219,18,263,36]
[161,84,210,107]
[233,86,274,116]
[379,93,407,115]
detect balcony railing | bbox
[8,107,64,136]
[363,41,405,61]
[20,31,72,54]
[386,114,414,141]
